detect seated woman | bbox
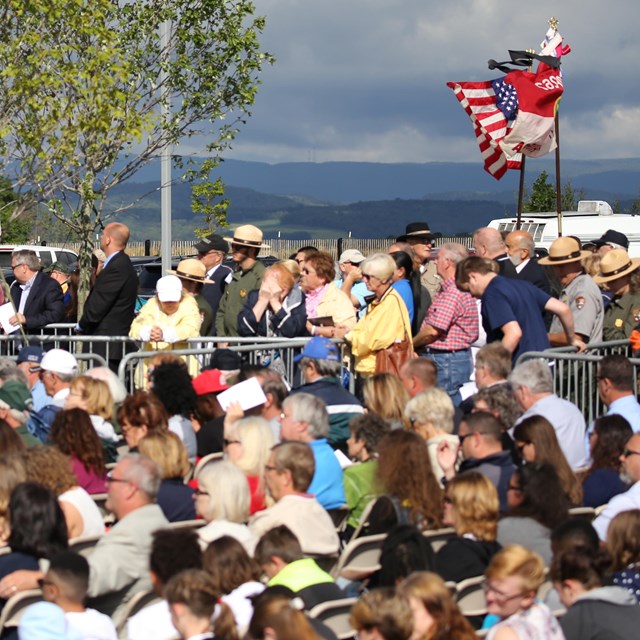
[224,416,274,514]
[485,545,564,640]
[117,390,169,453]
[551,545,640,640]
[138,431,195,522]
[238,263,306,339]
[301,251,356,339]
[0,456,27,546]
[50,409,108,494]
[513,415,583,506]
[583,414,633,508]
[195,460,257,554]
[0,482,68,611]
[364,430,443,536]
[203,536,264,635]
[389,251,415,324]
[435,472,501,584]
[129,275,202,380]
[349,588,413,640]
[362,374,409,430]
[343,412,390,533]
[607,509,640,600]
[23,446,104,538]
[64,376,119,445]
[405,387,458,485]
[498,463,569,566]
[334,254,413,378]
[165,569,238,640]
[399,571,477,640]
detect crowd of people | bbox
[1,220,640,640]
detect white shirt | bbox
[66,608,117,640]
[127,601,175,640]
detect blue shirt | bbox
[608,395,640,432]
[308,438,346,510]
[391,279,414,323]
[482,275,550,362]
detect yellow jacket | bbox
[347,287,411,374]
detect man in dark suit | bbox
[193,233,232,334]
[472,227,518,277]
[78,222,138,369]
[504,230,552,295]
[9,250,65,331]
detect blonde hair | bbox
[349,588,413,640]
[265,263,295,291]
[446,472,499,541]
[485,544,546,593]
[197,461,250,523]
[405,388,454,435]
[70,376,114,421]
[363,374,409,428]
[279,259,301,283]
[227,416,275,477]
[138,431,190,479]
[581,252,602,279]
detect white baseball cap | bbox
[156,275,182,302]
[39,349,78,376]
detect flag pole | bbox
[555,110,562,236]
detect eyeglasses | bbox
[361,273,374,280]
[623,448,640,458]
[10,264,22,271]
[483,583,527,603]
[295,258,305,264]
[106,471,130,485]
[223,438,241,447]
[458,432,474,445]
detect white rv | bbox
[488,201,640,257]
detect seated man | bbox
[279,393,346,510]
[291,337,364,451]
[40,551,116,640]
[437,411,515,512]
[249,442,340,557]
[254,525,344,610]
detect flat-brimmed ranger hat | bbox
[396,222,441,243]
[593,249,640,284]
[538,237,591,266]
[169,258,214,284]
[224,224,270,250]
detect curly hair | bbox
[350,588,413,640]
[117,390,169,431]
[507,463,569,530]
[587,414,633,476]
[348,412,391,456]
[376,430,443,529]
[22,446,77,496]
[303,251,335,283]
[150,362,197,418]
[472,383,522,430]
[50,409,106,477]
[513,415,583,506]
[399,571,476,640]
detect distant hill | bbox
[102,157,640,240]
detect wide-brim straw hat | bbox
[169,258,214,284]
[593,249,640,284]
[538,236,591,266]
[224,224,270,250]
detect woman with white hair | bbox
[194,460,257,554]
[335,253,412,377]
[405,387,459,485]
[224,416,275,514]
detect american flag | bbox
[447,77,522,180]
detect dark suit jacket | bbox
[515,258,552,295]
[10,272,65,330]
[79,251,138,336]
[495,253,518,278]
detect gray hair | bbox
[119,453,162,501]
[299,356,341,377]
[197,460,250,523]
[282,393,329,439]
[508,359,554,395]
[12,250,41,272]
[514,232,535,256]
[360,253,395,282]
[438,243,469,265]
[0,363,28,386]
[405,387,454,433]
[0,399,27,425]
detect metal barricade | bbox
[517,340,634,424]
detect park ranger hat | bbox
[169,258,214,284]
[224,225,270,250]
[538,236,590,266]
[593,249,640,284]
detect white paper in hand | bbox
[217,377,267,412]
[0,303,20,334]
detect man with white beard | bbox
[504,230,552,296]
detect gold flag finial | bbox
[549,17,559,30]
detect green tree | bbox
[0,0,272,308]
[0,177,31,243]
[524,171,585,213]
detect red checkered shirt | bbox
[421,277,479,351]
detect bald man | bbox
[472,227,517,277]
[504,230,552,296]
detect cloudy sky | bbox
[219,0,640,166]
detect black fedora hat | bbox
[397,222,441,243]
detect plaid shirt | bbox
[422,277,479,351]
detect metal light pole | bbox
[160,18,172,273]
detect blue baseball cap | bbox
[16,345,44,365]
[294,337,340,363]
